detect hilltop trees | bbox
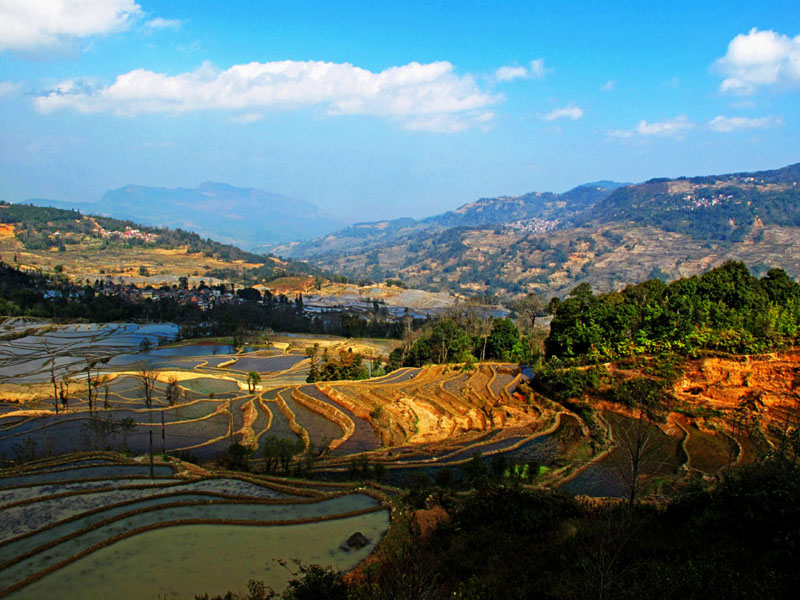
[485,318,523,361]
[546,261,800,362]
[513,293,546,360]
[308,349,370,382]
[393,316,529,367]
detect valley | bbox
[3,168,800,598]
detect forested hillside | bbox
[0,201,326,285]
[546,261,800,360]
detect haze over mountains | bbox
[29,182,347,251]
[273,163,800,297]
[23,163,800,299]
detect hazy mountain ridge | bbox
[28,182,348,251]
[274,163,800,298]
[273,181,623,260]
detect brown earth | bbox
[318,364,543,448]
[672,351,800,439]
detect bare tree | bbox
[608,379,669,506]
[728,392,760,470]
[474,318,492,362]
[59,373,72,413]
[86,361,96,413]
[561,507,638,600]
[513,293,545,361]
[611,410,666,506]
[42,341,59,415]
[137,362,159,478]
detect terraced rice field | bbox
[0,452,389,599]
[3,318,735,501]
[559,411,686,498]
[0,321,575,490]
[0,453,389,598]
[682,422,732,473]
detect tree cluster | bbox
[391,316,529,368]
[546,261,800,361]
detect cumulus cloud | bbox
[0,0,142,51]
[708,115,781,132]
[144,18,182,30]
[635,115,694,137]
[715,28,800,94]
[34,59,502,132]
[495,59,548,82]
[541,104,583,122]
[609,115,695,139]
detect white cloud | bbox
[528,59,547,79]
[495,65,529,82]
[636,115,694,138]
[144,18,182,30]
[609,115,695,140]
[708,115,781,132]
[0,0,142,51]
[607,128,633,140]
[229,113,263,124]
[34,59,503,132]
[715,28,800,94]
[495,58,548,82]
[601,79,615,91]
[541,104,583,121]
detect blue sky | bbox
[1,0,799,222]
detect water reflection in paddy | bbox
[7,511,390,600]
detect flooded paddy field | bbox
[1,319,732,504]
[683,423,732,473]
[0,453,390,599]
[6,513,389,600]
[559,411,686,498]
[225,355,307,373]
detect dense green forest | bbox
[546,261,800,361]
[384,261,800,368]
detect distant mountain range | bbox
[273,181,627,260]
[29,182,347,251]
[24,164,800,299]
[272,163,800,297]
